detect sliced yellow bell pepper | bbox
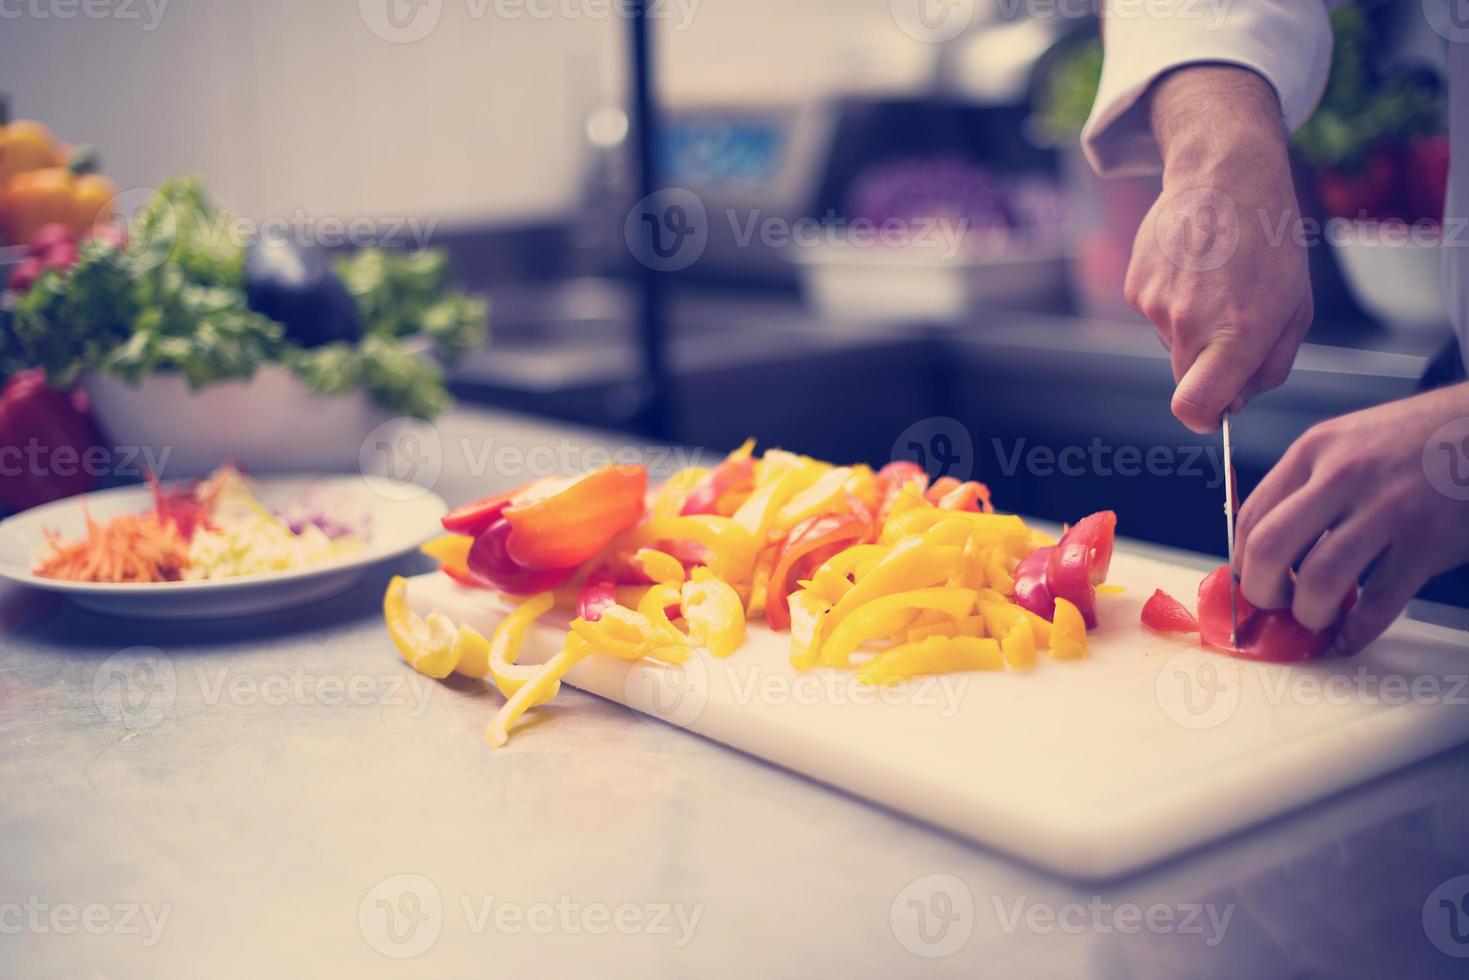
[681,567,745,658]
[845,464,879,514]
[1051,597,1089,660]
[651,467,708,518]
[825,535,963,633]
[569,605,659,661]
[906,614,986,644]
[631,547,686,585]
[976,597,1052,650]
[984,546,1016,594]
[638,583,692,661]
[773,466,854,530]
[615,514,759,584]
[483,590,561,701]
[819,587,978,668]
[420,534,473,579]
[733,464,821,542]
[485,635,593,749]
[806,543,887,605]
[787,588,830,670]
[452,625,494,680]
[999,615,1037,669]
[856,635,1003,685]
[383,576,461,678]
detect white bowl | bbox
[84,366,391,478]
[1330,220,1449,330]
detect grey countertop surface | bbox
[4,406,1469,980]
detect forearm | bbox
[1146,65,1292,180]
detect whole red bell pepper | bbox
[0,369,103,512]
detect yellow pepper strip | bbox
[631,547,686,585]
[383,576,462,678]
[420,533,473,577]
[485,637,593,748]
[977,598,1052,650]
[452,623,494,680]
[845,464,879,513]
[787,588,831,670]
[652,467,708,518]
[1051,597,1089,660]
[484,590,560,701]
[733,465,819,542]
[825,535,963,633]
[984,546,1016,594]
[819,587,978,668]
[885,508,1031,546]
[1096,584,1126,595]
[569,605,658,661]
[681,567,746,658]
[807,543,887,605]
[774,466,854,530]
[1000,615,1037,669]
[753,448,827,488]
[881,480,931,525]
[746,545,777,617]
[856,635,1003,685]
[909,613,989,644]
[637,583,692,660]
[615,515,759,584]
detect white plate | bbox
[0,475,446,619]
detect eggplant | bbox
[243,236,361,348]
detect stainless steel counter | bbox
[4,406,1469,980]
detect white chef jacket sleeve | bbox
[1081,0,1336,177]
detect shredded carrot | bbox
[34,509,191,583]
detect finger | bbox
[1172,336,1266,434]
[1291,510,1390,630]
[1329,547,1425,657]
[1237,294,1313,409]
[1235,447,1315,572]
[1238,477,1351,610]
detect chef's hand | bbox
[1235,383,1469,655]
[1128,65,1313,434]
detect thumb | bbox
[1171,338,1257,433]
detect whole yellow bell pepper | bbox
[819,587,978,667]
[856,635,1003,685]
[383,575,464,679]
[681,567,745,658]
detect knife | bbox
[1221,412,1239,646]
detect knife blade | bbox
[1221,412,1239,646]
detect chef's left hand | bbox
[1235,382,1469,655]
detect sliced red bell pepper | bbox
[1012,545,1055,621]
[468,518,577,594]
[1140,588,1199,634]
[441,488,517,537]
[1044,510,1116,628]
[765,514,873,631]
[681,455,755,516]
[503,465,647,570]
[577,569,619,622]
[1196,565,1357,662]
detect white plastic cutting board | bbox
[405,549,1469,880]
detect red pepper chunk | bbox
[1140,589,1199,634]
[1196,565,1357,662]
[503,465,647,570]
[467,518,576,595]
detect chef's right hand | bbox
[1126,65,1314,434]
